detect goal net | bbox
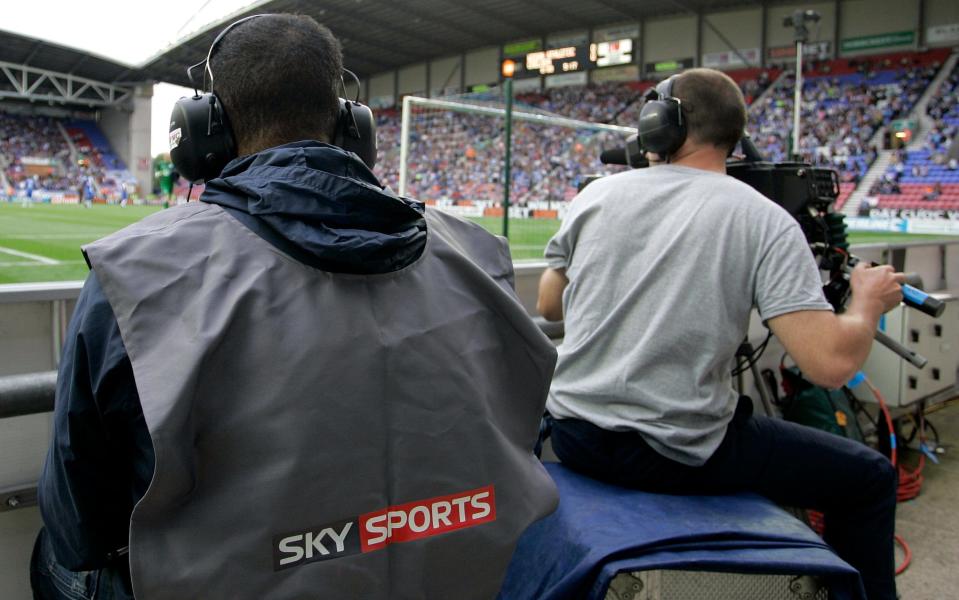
[379,91,634,260]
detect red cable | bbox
[800,376,921,575]
[865,378,920,575]
[895,534,912,575]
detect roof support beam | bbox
[330,9,451,52]
[20,41,45,66]
[429,0,528,39]
[386,0,507,45]
[512,0,584,25]
[587,0,643,20]
[0,61,133,107]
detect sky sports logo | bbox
[272,485,496,571]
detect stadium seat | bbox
[498,463,865,600]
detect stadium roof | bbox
[0,29,146,86]
[0,0,766,88]
[142,0,765,86]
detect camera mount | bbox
[782,10,821,161]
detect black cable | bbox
[731,330,773,376]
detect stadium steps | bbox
[843,150,895,217]
[0,154,9,194]
[65,120,126,171]
[747,70,788,115]
[56,121,79,167]
[908,51,959,151]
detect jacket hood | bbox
[201,141,426,273]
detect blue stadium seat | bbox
[499,462,865,600]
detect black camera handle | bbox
[823,252,943,369]
[840,255,945,318]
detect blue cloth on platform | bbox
[499,463,865,600]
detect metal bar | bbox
[0,60,133,107]
[792,39,803,160]
[398,95,412,196]
[0,486,38,512]
[404,96,635,134]
[1,66,21,92]
[25,72,48,95]
[503,78,513,239]
[0,371,57,419]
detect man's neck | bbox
[667,145,727,174]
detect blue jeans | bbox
[30,528,132,600]
[549,398,897,600]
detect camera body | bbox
[725,158,847,253]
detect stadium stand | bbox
[373,70,779,207]
[0,109,134,202]
[748,49,948,201]
[373,53,946,214]
[871,60,959,210]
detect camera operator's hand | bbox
[849,263,906,316]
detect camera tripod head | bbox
[783,10,821,44]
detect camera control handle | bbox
[901,284,945,318]
[841,259,945,318]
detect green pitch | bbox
[466,217,958,260]
[0,204,955,284]
[0,204,162,284]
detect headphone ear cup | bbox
[638,98,687,156]
[169,93,237,183]
[333,98,377,170]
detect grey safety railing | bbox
[0,320,563,512]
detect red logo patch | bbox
[359,485,496,552]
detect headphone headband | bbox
[187,14,269,92]
[206,14,268,89]
[171,13,377,183]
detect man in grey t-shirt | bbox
[538,68,904,600]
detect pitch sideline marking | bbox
[0,246,60,265]
[0,260,85,268]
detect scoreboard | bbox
[504,35,637,80]
[525,45,590,75]
[522,38,635,75]
[590,39,633,67]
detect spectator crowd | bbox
[1,111,123,201]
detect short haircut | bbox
[672,68,746,153]
[210,14,343,151]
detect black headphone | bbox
[169,14,377,183]
[637,75,687,158]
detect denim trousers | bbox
[549,398,898,600]
[30,528,133,600]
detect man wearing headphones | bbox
[34,14,557,599]
[538,68,902,600]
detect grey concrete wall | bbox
[701,7,763,55]
[99,109,129,169]
[927,0,959,27]
[128,85,153,195]
[429,56,461,97]
[765,1,836,50]
[465,46,499,87]
[643,14,697,64]
[99,84,152,196]
[398,62,428,97]
[926,0,959,46]
[368,71,395,107]
[840,0,919,55]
